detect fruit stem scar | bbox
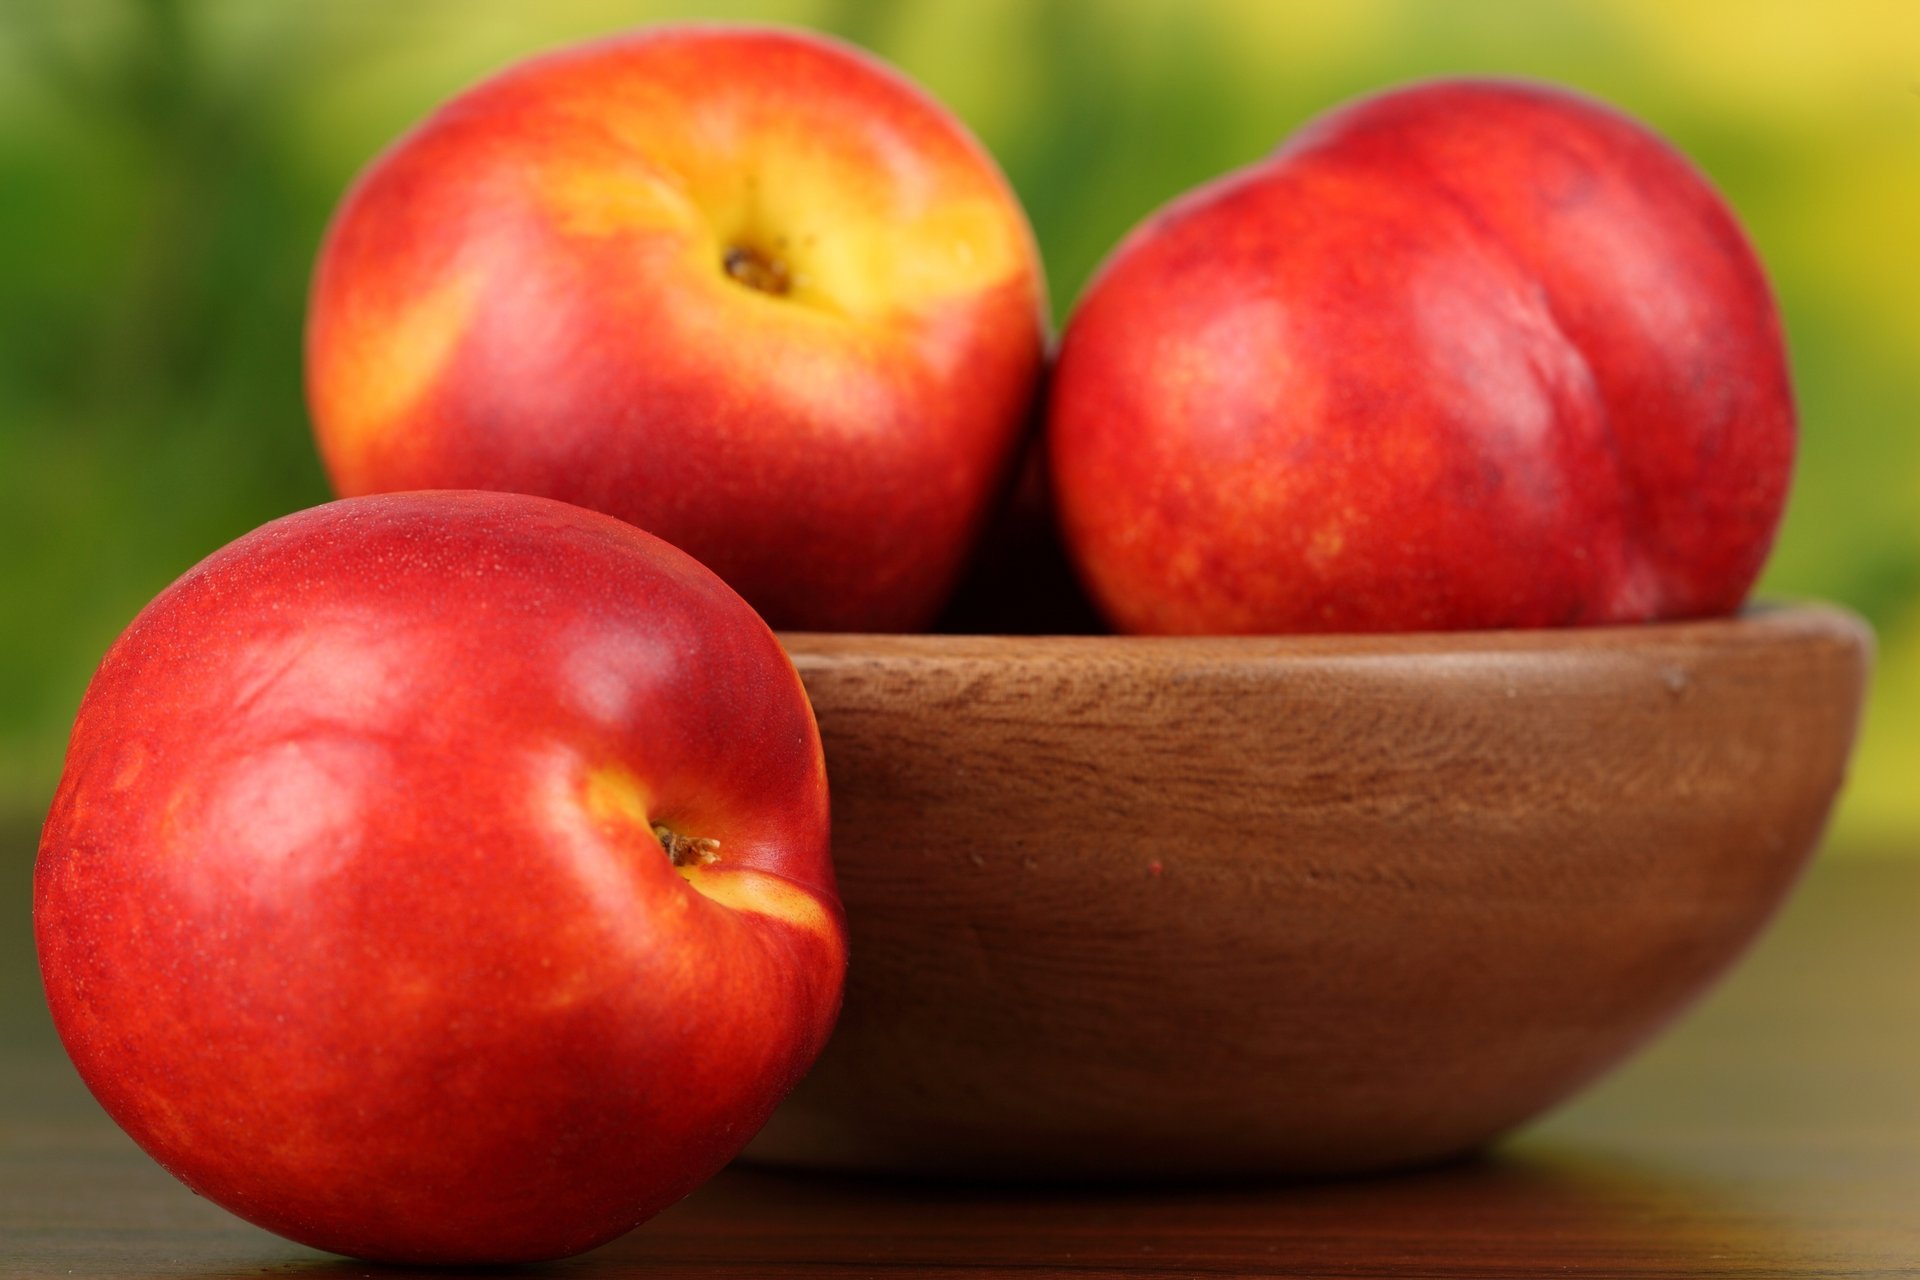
[653,823,720,867]
[723,244,791,297]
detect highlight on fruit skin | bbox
[1047,78,1794,637]
[35,490,845,1264]
[306,22,1049,634]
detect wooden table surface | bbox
[4,833,1916,1279]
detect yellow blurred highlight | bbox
[680,864,841,947]
[581,763,834,943]
[319,270,475,457]
[542,162,699,239]
[531,88,1028,325]
[582,762,654,830]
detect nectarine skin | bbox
[308,25,1047,632]
[1049,80,1794,634]
[35,492,844,1264]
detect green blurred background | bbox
[2,0,1914,850]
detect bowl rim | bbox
[779,600,1872,662]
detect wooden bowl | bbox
[748,605,1870,1179]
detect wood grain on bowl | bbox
[754,606,1870,1178]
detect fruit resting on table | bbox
[35,491,845,1265]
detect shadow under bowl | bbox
[753,604,1869,1179]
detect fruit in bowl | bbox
[1048,79,1794,635]
[306,24,1047,632]
[35,492,845,1263]
[745,80,1860,1179]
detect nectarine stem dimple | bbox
[652,823,720,867]
[723,244,791,297]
